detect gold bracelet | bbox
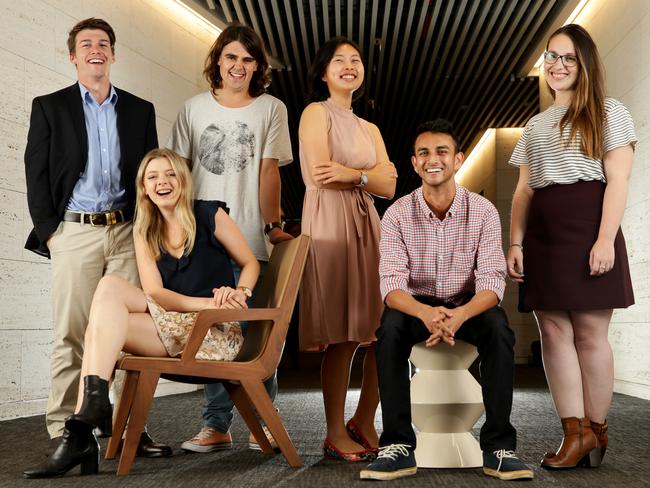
[237,286,252,298]
[510,243,523,249]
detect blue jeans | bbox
[202,260,278,433]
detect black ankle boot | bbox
[24,425,99,478]
[67,375,113,437]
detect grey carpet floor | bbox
[1,366,648,487]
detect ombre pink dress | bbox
[299,99,383,350]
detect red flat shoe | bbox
[346,419,379,452]
[323,438,377,462]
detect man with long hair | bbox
[167,23,293,452]
[24,17,170,460]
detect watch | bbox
[356,171,368,188]
[264,221,282,235]
[237,286,253,298]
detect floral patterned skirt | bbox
[146,296,243,361]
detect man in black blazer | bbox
[24,17,169,457]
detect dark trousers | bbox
[376,301,517,452]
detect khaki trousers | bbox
[46,219,139,438]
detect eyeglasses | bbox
[543,51,578,67]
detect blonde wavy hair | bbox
[133,148,196,260]
[547,24,605,160]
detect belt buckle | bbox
[88,213,105,226]
[106,211,117,225]
[86,213,102,227]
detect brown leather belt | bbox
[63,209,132,226]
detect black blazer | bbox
[24,83,158,258]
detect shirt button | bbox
[104,170,108,174]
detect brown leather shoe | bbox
[541,417,601,469]
[590,419,608,461]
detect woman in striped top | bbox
[507,24,636,470]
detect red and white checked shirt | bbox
[379,185,506,304]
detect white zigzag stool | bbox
[410,340,484,468]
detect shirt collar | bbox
[448,185,466,218]
[415,187,432,218]
[415,184,466,221]
[78,81,118,106]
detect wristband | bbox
[264,221,282,235]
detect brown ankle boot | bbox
[541,417,601,469]
[590,419,608,461]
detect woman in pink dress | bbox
[299,37,397,461]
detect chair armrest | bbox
[194,307,283,323]
[181,308,283,362]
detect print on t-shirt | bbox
[198,120,255,175]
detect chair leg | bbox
[117,371,160,476]
[241,379,302,467]
[106,370,139,460]
[224,382,271,454]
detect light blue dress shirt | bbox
[67,82,126,212]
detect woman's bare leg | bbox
[571,309,614,423]
[536,310,584,418]
[321,341,365,451]
[350,344,379,448]
[75,275,167,412]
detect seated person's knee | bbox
[481,307,514,346]
[376,307,409,343]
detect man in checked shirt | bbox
[360,120,533,482]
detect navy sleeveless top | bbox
[156,200,235,298]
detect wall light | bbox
[160,0,284,69]
[533,0,591,69]
[455,128,495,183]
[159,0,222,38]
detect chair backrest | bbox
[234,234,310,362]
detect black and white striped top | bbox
[509,98,637,189]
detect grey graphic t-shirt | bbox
[167,92,292,260]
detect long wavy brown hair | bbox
[133,148,196,260]
[203,23,271,97]
[546,24,605,160]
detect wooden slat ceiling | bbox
[182,0,571,218]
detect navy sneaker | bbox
[483,449,534,480]
[360,444,417,481]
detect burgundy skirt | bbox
[520,180,634,312]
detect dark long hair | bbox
[306,37,365,104]
[203,23,271,97]
[547,24,605,160]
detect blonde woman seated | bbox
[24,148,259,478]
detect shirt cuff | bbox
[380,276,409,302]
[475,277,506,302]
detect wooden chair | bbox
[105,235,310,475]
